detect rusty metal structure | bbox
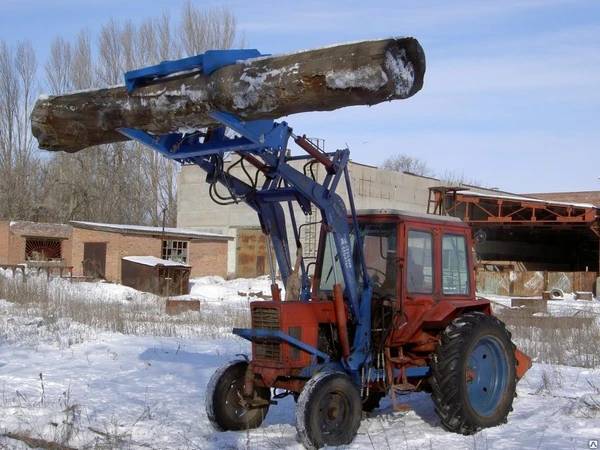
[428,187,600,274]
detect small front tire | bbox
[295,371,362,449]
[205,360,270,431]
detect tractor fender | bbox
[420,299,492,330]
[421,299,532,380]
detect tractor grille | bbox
[252,307,281,361]
[252,307,280,330]
[254,341,281,360]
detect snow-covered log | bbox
[31,37,425,153]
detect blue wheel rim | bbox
[466,336,509,417]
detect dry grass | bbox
[495,306,600,368]
[0,271,250,348]
[1,271,598,368]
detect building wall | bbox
[177,160,499,277]
[0,221,12,264]
[71,228,162,282]
[8,233,25,266]
[60,235,73,268]
[188,240,228,278]
[0,222,28,266]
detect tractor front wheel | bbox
[430,311,517,434]
[295,371,362,449]
[205,360,270,431]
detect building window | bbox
[162,240,188,263]
[25,239,62,261]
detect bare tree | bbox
[38,4,239,226]
[180,2,237,54]
[0,40,41,220]
[45,37,73,94]
[438,170,484,187]
[380,154,435,177]
[71,29,95,90]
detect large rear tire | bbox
[430,311,517,434]
[295,371,362,449]
[205,360,270,431]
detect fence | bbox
[476,270,598,297]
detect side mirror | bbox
[473,230,487,244]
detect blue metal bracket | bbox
[117,114,290,161]
[124,49,264,93]
[233,328,331,362]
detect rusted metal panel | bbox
[477,270,598,296]
[547,272,573,293]
[476,271,510,296]
[572,272,597,293]
[512,271,544,297]
[236,228,269,278]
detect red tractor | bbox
[205,207,531,449]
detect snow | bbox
[385,48,415,97]
[122,256,190,268]
[459,189,598,209]
[1,272,599,449]
[325,66,388,91]
[70,220,230,240]
[238,36,411,65]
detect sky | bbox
[0,0,599,194]
[1,272,599,449]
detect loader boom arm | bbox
[119,49,373,368]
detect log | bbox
[31,37,425,153]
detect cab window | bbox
[407,230,433,294]
[442,234,471,295]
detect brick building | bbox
[0,220,232,283]
[525,191,600,207]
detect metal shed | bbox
[121,256,190,296]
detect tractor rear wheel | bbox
[205,360,270,431]
[295,371,362,449]
[430,311,517,434]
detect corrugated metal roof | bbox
[9,221,72,238]
[70,221,232,240]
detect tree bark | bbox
[31,37,425,153]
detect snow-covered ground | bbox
[0,272,599,449]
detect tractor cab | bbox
[313,208,477,318]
